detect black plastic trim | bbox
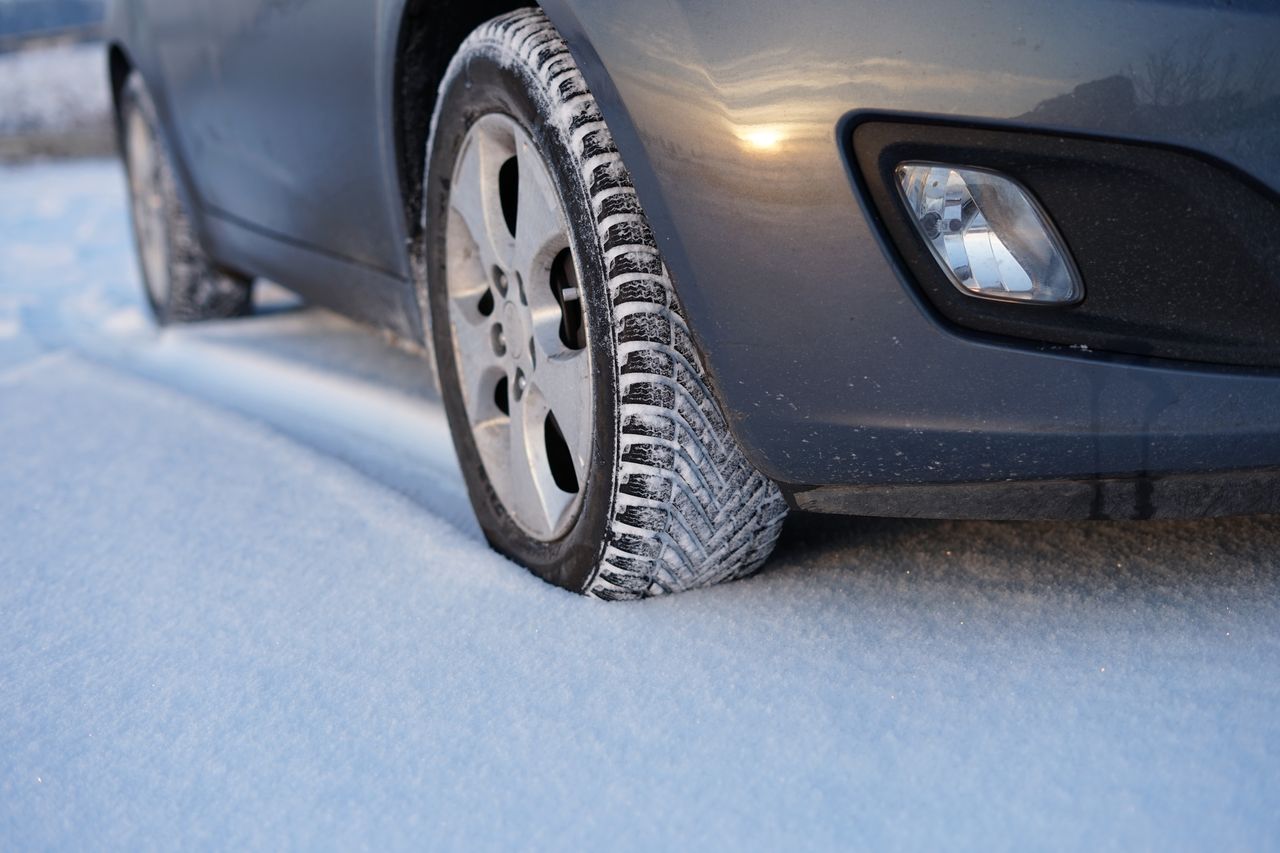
[849,116,1280,369]
[785,467,1280,521]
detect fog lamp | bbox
[895,162,1082,305]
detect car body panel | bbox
[107,0,422,336]
[541,0,1280,491]
[107,0,1280,514]
[173,0,407,277]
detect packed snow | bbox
[2,160,1280,850]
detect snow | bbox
[0,40,109,136]
[2,159,1280,849]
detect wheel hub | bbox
[501,299,526,360]
[125,108,171,308]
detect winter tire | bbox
[120,71,252,325]
[423,9,788,598]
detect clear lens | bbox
[895,162,1082,305]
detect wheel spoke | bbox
[512,139,568,312]
[529,292,569,360]
[472,415,513,498]
[507,386,574,534]
[444,113,590,542]
[449,310,504,415]
[530,347,591,481]
[451,128,515,274]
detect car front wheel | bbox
[423,9,787,598]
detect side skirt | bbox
[786,468,1280,521]
[202,208,424,342]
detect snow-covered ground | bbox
[0,40,111,159]
[0,41,108,135]
[2,160,1279,850]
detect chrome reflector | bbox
[896,162,1083,305]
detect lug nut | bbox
[514,367,527,400]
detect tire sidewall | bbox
[424,49,618,592]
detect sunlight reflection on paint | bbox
[738,127,784,151]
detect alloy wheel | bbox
[124,108,171,308]
[445,113,592,541]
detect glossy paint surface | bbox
[545,0,1280,489]
[106,0,420,336]
[108,0,1280,496]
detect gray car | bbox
[105,0,1280,598]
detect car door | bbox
[178,0,407,277]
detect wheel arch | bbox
[390,2,659,242]
[392,0,534,242]
[390,0,722,446]
[389,1,687,349]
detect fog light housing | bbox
[895,162,1082,305]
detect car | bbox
[105,1,1280,599]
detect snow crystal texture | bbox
[2,162,1280,851]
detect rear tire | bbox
[424,9,787,598]
[120,72,252,325]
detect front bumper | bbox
[550,0,1280,513]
